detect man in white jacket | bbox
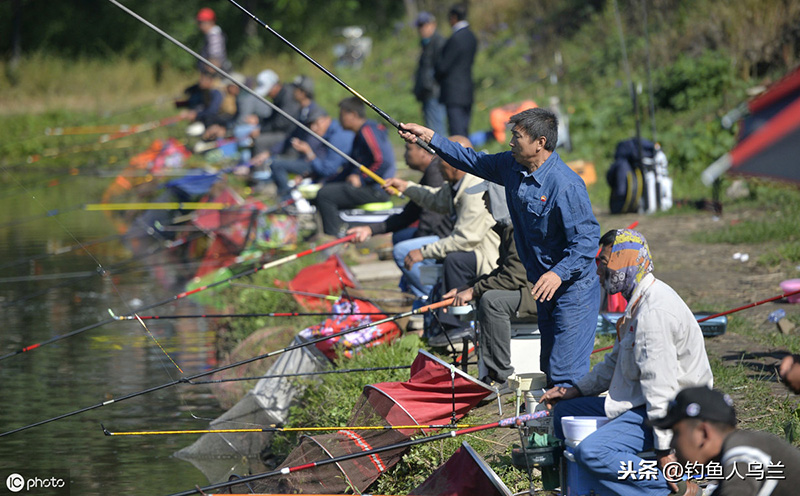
[541,229,712,496]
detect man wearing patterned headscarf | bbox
[541,229,713,496]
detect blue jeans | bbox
[537,279,600,387]
[554,397,668,496]
[392,235,440,299]
[270,158,310,199]
[422,98,447,138]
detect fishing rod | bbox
[166,409,550,496]
[25,138,137,164]
[187,364,411,385]
[0,227,152,271]
[0,235,356,361]
[0,295,453,436]
[227,0,435,156]
[106,0,402,197]
[590,287,800,355]
[102,422,474,437]
[0,230,194,308]
[108,309,390,321]
[229,282,339,301]
[0,202,258,229]
[45,115,185,138]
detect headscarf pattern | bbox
[604,229,654,301]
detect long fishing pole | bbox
[0,228,146,271]
[108,310,389,321]
[166,410,549,496]
[0,235,356,361]
[106,0,401,196]
[187,364,411,385]
[0,296,453,436]
[226,0,435,156]
[103,422,475,436]
[0,232,189,308]
[590,287,800,355]
[0,202,265,229]
[229,282,339,301]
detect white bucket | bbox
[561,416,610,445]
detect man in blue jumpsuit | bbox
[398,108,600,387]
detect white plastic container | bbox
[561,416,611,445]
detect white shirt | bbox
[575,273,713,449]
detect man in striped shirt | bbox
[196,8,231,72]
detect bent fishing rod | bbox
[227,0,435,156]
[0,296,454,437]
[167,409,549,496]
[0,234,356,361]
[107,0,401,196]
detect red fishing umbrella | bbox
[703,66,800,185]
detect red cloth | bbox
[288,255,356,311]
[365,351,492,431]
[413,443,510,496]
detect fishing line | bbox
[106,0,402,196]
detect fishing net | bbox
[236,350,494,494]
[413,441,513,496]
[174,335,330,463]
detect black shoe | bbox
[428,326,475,348]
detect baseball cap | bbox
[304,103,328,125]
[293,75,315,99]
[196,8,216,22]
[255,69,279,97]
[415,11,435,27]
[650,386,737,429]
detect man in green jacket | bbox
[442,180,537,387]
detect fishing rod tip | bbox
[107,308,119,319]
[101,424,112,436]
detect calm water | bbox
[0,175,249,494]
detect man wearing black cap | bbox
[413,12,447,137]
[265,104,354,201]
[653,386,800,496]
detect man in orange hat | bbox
[196,7,231,72]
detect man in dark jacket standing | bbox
[435,3,477,136]
[443,181,537,386]
[413,12,447,138]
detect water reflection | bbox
[0,177,265,494]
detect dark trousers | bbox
[436,251,477,330]
[476,289,521,383]
[316,182,388,236]
[270,158,310,199]
[446,104,472,136]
